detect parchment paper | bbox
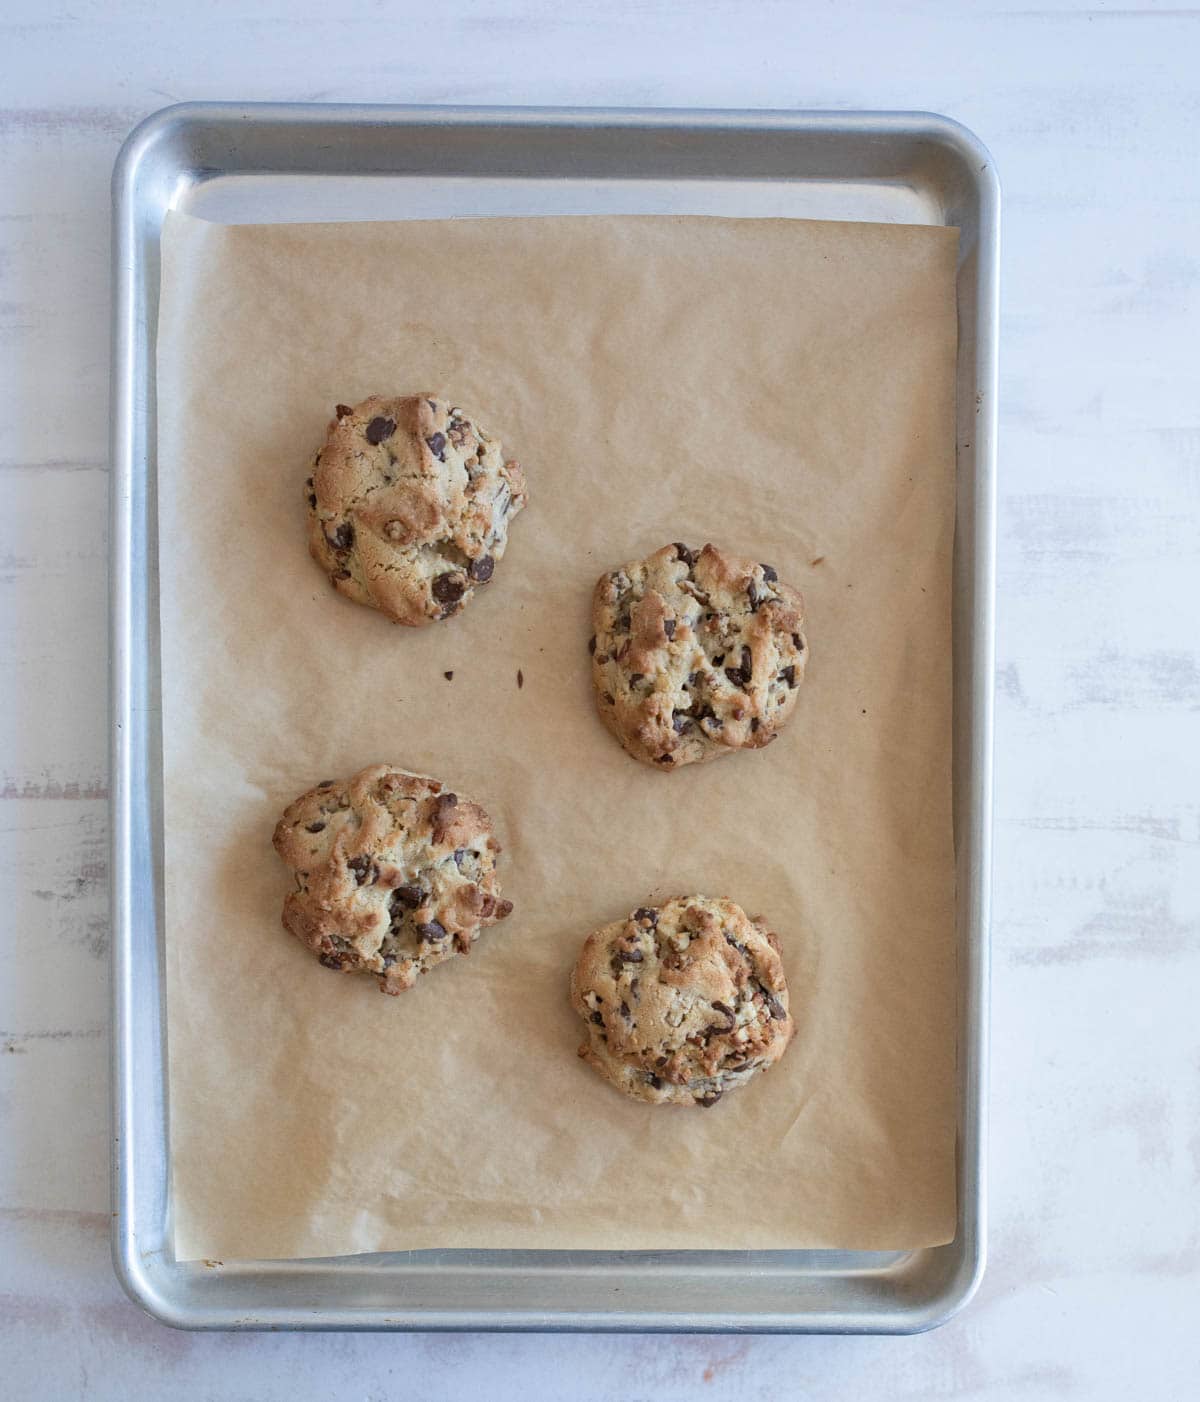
[157,210,959,1261]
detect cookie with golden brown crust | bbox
[305,394,527,626]
[272,764,513,994]
[589,542,807,769]
[569,896,796,1106]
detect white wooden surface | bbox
[2,1,1198,1397]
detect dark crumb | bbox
[861,708,867,715]
[517,669,524,690]
[444,671,454,681]
[810,556,825,566]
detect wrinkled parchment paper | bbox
[157,211,958,1261]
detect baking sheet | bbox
[157,209,959,1262]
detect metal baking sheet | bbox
[110,103,997,1333]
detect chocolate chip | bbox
[444,670,454,681]
[468,554,494,583]
[319,953,344,970]
[711,1000,736,1031]
[425,431,447,461]
[432,573,465,604]
[318,780,335,788]
[792,632,804,651]
[347,855,373,884]
[647,1073,662,1089]
[618,947,645,963]
[725,933,748,955]
[617,612,631,632]
[655,1054,669,1067]
[390,885,423,911]
[664,619,676,640]
[433,793,458,822]
[588,635,597,655]
[741,644,753,676]
[696,1092,723,1108]
[747,582,761,611]
[620,1001,631,1019]
[494,898,514,918]
[332,568,351,581]
[381,952,397,969]
[633,907,659,926]
[517,669,524,690]
[335,403,353,419]
[453,849,466,869]
[687,671,700,686]
[628,672,645,686]
[724,667,746,688]
[427,398,438,411]
[416,920,447,942]
[327,522,354,552]
[305,821,326,833]
[308,493,317,509]
[673,542,695,567]
[603,691,615,705]
[750,717,760,733]
[365,416,395,445]
[590,1010,604,1026]
[672,711,692,733]
[655,754,674,765]
[780,665,796,688]
[761,563,778,582]
[766,994,787,1020]
[712,654,725,667]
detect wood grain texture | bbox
[1,0,1198,1396]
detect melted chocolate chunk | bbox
[432,573,465,604]
[673,542,695,567]
[468,554,494,583]
[365,416,395,445]
[327,522,354,552]
[425,431,447,461]
[390,885,423,912]
[347,855,373,885]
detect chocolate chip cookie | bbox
[570,896,796,1107]
[590,542,808,769]
[272,764,513,994]
[305,395,528,625]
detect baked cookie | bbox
[569,896,796,1107]
[589,542,807,769]
[305,395,528,626]
[272,764,513,994]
